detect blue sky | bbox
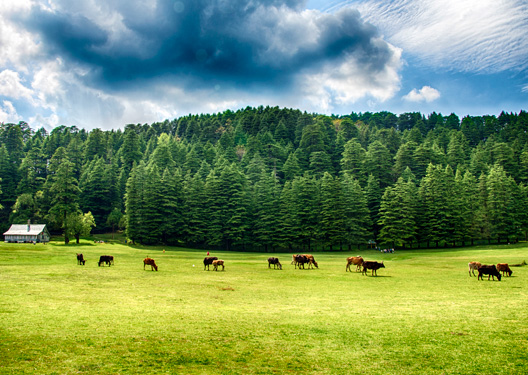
[0,0,526,131]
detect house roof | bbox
[3,224,48,236]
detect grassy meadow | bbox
[0,239,527,374]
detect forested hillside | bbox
[1,107,527,249]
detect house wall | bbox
[5,235,37,243]
[5,234,48,243]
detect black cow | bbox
[477,265,502,281]
[362,261,385,276]
[204,256,218,271]
[98,255,114,267]
[294,255,309,269]
[268,257,282,270]
[76,253,85,265]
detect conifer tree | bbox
[124,162,147,244]
[318,173,345,250]
[204,169,225,248]
[365,174,382,240]
[182,173,206,246]
[251,171,280,251]
[378,177,417,248]
[141,165,165,244]
[282,152,302,181]
[80,157,111,228]
[159,168,184,245]
[393,141,418,179]
[341,174,372,249]
[418,164,450,247]
[364,140,392,188]
[487,165,520,242]
[340,138,366,181]
[277,180,298,250]
[46,149,81,244]
[220,163,249,250]
[291,174,320,251]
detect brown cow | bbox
[76,253,85,265]
[143,257,158,271]
[496,263,513,276]
[362,261,385,276]
[212,259,225,271]
[302,254,318,269]
[468,261,481,277]
[346,256,364,272]
[204,256,218,271]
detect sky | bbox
[0,0,527,131]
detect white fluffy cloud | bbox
[0,70,35,103]
[0,100,23,123]
[300,43,402,112]
[403,86,440,103]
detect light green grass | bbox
[0,241,527,374]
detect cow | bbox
[268,257,282,270]
[362,261,385,276]
[468,261,481,277]
[496,263,513,277]
[143,257,158,271]
[204,256,218,271]
[346,256,364,272]
[293,254,309,269]
[98,255,114,267]
[76,253,85,265]
[212,259,225,271]
[477,265,502,281]
[302,254,318,269]
[291,254,298,265]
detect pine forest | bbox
[1,107,528,250]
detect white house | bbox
[4,223,50,243]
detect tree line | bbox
[1,107,527,249]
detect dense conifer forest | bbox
[1,107,527,249]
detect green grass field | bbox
[1,240,527,374]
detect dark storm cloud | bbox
[19,0,395,91]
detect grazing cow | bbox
[76,253,85,265]
[362,261,385,276]
[468,261,481,277]
[203,256,218,271]
[496,263,513,277]
[291,254,298,265]
[143,257,158,271]
[294,254,309,269]
[98,255,114,267]
[346,256,364,272]
[268,257,282,270]
[212,259,225,271]
[477,265,502,281]
[302,254,318,269]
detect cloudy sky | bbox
[0,0,527,130]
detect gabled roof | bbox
[3,224,48,236]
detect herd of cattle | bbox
[75,252,516,280]
[468,261,513,281]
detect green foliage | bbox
[2,108,528,249]
[65,211,96,244]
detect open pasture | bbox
[0,241,527,374]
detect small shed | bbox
[3,223,50,243]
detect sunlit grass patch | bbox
[0,241,527,374]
